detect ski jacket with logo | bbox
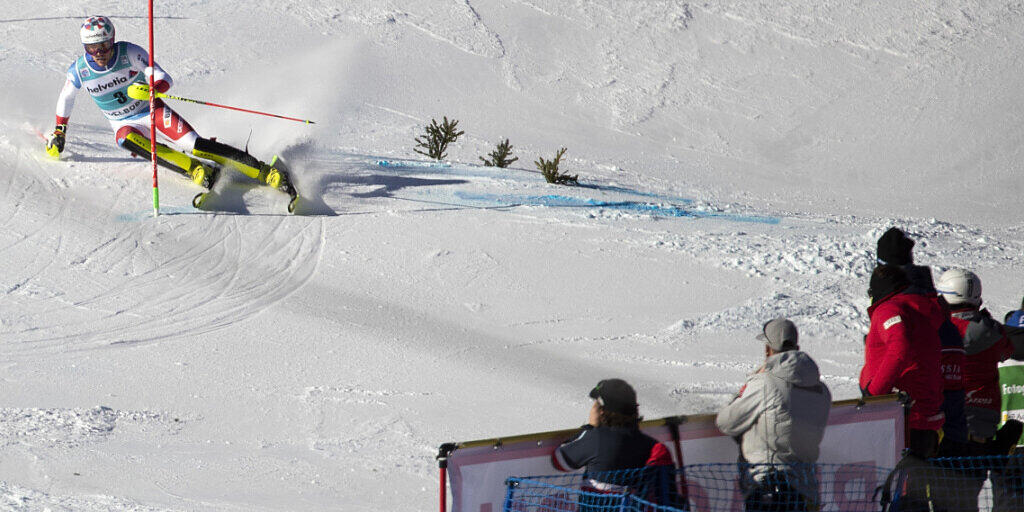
[55,41,172,125]
[553,425,673,474]
[937,307,967,445]
[552,424,674,493]
[949,308,1015,439]
[861,289,945,431]
[896,267,968,444]
[716,350,831,502]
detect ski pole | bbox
[148,0,160,217]
[156,91,315,124]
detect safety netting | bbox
[503,456,1024,512]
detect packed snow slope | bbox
[1,1,1023,510]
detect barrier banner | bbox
[443,395,904,512]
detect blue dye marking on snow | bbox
[453,192,779,224]
[375,160,775,223]
[585,185,694,205]
[116,206,194,222]
[375,161,695,205]
[376,160,452,169]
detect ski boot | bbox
[190,163,220,190]
[261,156,299,213]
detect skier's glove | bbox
[126,83,150,101]
[45,124,66,157]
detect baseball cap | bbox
[588,378,638,416]
[756,318,798,352]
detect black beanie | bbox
[869,264,910,304]
[876,227,915,266]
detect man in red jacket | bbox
[860,265,945,457]
[935,268,1024,510]
[876,227,967,457]
[937,269,1017,446]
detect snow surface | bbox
[1,1,1023,510]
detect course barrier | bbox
[502,456,1024,512]
[438,396,905,512]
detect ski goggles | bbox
[84,41,114,56]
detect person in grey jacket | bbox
[716,318,832,512]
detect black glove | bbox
[46,124,67,155]
[995,420,1024,455]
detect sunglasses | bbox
[84,41,113,56]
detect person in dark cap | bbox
[861,265,946,457]
[552,379,676,506]
[716,318,831,512]
[876,228,968,459]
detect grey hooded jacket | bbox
[716,350,832,500]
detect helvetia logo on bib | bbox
[86,75,129,94]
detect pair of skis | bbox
[191,155,300,214]
[34,123,301,214]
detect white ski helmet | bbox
[936,268,983,306]
[80,16,115,45]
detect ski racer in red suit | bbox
[860,265,945,457]
[552,379,683,510]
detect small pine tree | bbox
[480,139,519,168]
[414,116,465,160]
[535,147,578,185]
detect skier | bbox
[44,16,296,207]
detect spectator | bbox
[936,268,1024,511]
[552,379,678,509]
[1000,296,1024,446]
[716,318,831,512]
[1005,297,1024,327]
[936,269,1023,453]
[877,227,968,457]
[861,265,946,457]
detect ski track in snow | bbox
[0,127,327,357]
[1,480,181,512]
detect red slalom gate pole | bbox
[437,444,456,512]
[148,0,159,216]
[154,91,316,124]
[439,465,447,512]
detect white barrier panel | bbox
[445,396,903,512]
